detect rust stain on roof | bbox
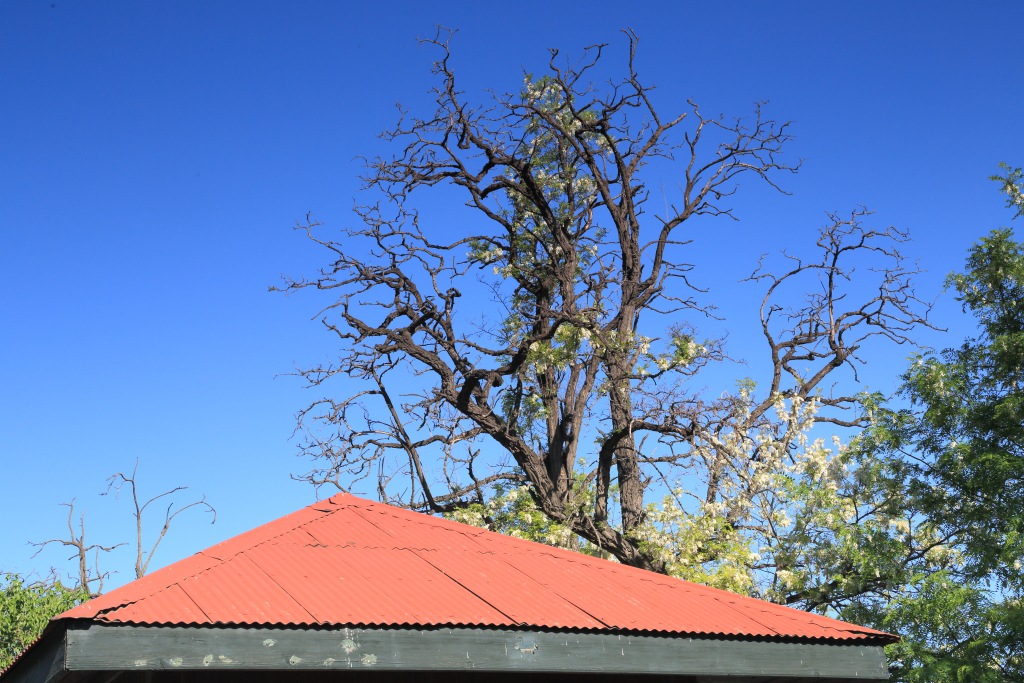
[57,493,896,643]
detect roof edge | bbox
[50,617,896,646]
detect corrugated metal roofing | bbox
[57,493,896,643]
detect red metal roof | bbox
[57,494,895,643]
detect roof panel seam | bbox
[345,507,399,540]
[708,595,786,637]
[98,582,213,625]
[489,553,613,630]
[230,553,319,625]
[166,583,215,624]
[297,546,429,623]
[406,548,521,625]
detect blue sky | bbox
[2,1,1022,587]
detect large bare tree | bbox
[281,29,931,575]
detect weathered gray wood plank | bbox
[1,632,67,683]
[64,625,889,680]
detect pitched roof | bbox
[58,493,894,643]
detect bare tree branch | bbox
[105,461,216,579]
[31,501,124,597]
[278,29,930,579]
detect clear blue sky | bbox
[2,1,1022,587]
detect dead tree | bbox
[105,461,216,579]
[31,501,123,598]
[280,29,931,574]
[33,464,216,594]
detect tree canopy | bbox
[282,29,934,607]
[869,163,1024,681]
[279,31,1024,682]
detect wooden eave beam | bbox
[38,623,892,681]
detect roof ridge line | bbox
[298,523,429,623]
[346,501,613,628]
[201,504,337,562]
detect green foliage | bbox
[0,573,87,670]
[446,483,577,548]
[463,166,1024,681]
[858,166,1024,681]
[634,495,758,594]
[872,573,1023,683]
[445,466,612,558]
[992,163,1024,220]
[904,225,1024,579]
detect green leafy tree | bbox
[0,574,87,670]
[901,164,1024,578]
[907,224,1024,577]
[843,165,1024,681]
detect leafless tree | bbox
[105,461,216,579]
[280,28,932,573]
[31,501,123,597]
[33,464,216,594]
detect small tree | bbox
[30,501,123,598]
[105,461,216,580]
[32,463,215,594]
[4,466,216,671]
[283,29,931,581]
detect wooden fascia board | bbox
[61,624,890,680]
